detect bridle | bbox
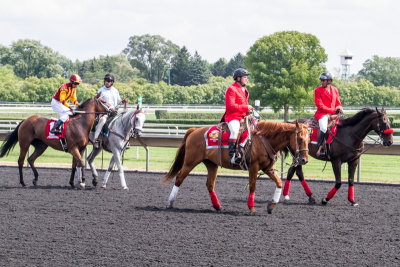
[287,127,309,168]
[108,109,142,141]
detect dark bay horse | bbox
[162,120,309,214]
[283,107,393,206]
[0,96,110,188]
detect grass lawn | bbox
[1,143,398,184]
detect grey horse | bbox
[87,106,146,189]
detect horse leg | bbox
[112,150,128,190]
[69,157,78,188]
[295,165,315,204]
[265,169,283,214]
[347,159,359,206]
[247,167,260,213]
[322,160,342,205]
[17,144,30,187]
[283,165,296,201]
[101,155,115,188]
[204,160,220,210]
[87,147,102,187]
[167,160,199,209]
[27,142,48,186]
[69,147,86,189]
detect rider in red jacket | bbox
[314,72,343,157]
[223,68,253,165]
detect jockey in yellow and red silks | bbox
[50,74,81,134]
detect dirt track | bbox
[0,166,399,266]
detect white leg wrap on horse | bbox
[168,185,180,204]
[120,173,127,189]
[273,187,282,203]
[103,171,111,185]
[77,167,82,183]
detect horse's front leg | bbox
[113,150,128,190]
[87,147,102,187]
[247,167,260,214]
[265,168,283,214]
[70,147,86,189]
[101,155,115,189]
[283,165,296,201]
[347,158,359,206]
[322,159,342,205]
[69,157,78,188]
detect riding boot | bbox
[50,119,63,134]
[228,141,241,165]
[316,131,326,158]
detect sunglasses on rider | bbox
[72,82,80,85]
[104,79,113,83]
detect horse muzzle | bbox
[133,128,142,137]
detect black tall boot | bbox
[228,141,241,165]
[316,131,326,157]
[50,119,63,134]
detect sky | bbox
[1,0,399,77]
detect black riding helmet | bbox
[319,72,333,81]
[104,73,115,82]
[233,68,249,80]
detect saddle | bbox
[216,116,258,170]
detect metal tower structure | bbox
[339,49,354,81]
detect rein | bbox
[107,110,139,142]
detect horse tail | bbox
[162,128,196,183]
[0,120,23,158]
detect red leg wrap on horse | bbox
[247,192,255,209]
[301,180,312,196]
[327,187,338,200]
[209,191,221,209]
[283,180,291,196]
[348,185,354,202]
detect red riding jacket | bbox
[314,85,342,120]
[223,82,249,122]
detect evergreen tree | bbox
[225,53,244,77]
[211,58,228,77]
[170,46,191,86]
[187,51,211,85]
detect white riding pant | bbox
[95,115,109,139]
[227,120,240,140]
[51,98,72,122]
[318,114,329,133]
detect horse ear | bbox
[295,120,300,128]
[381,106,386,114]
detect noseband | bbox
[289,128,308,168]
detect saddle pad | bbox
[310,117,339,144]
[91,114,121,137]
[46,119,68,140]
[204,125,249,149]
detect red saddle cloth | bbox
[310,117,339,144]
[45,119,68,140]
[205,125,250,149]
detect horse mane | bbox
[338,108,375,127]
[77,98,92,110]
[256,121,295,137]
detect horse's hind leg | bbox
[69,157,78,188]
[17,141,33,187]
[204,160,220,210]
[322,160,342,205]
[347,159,359,206]
[87,147,102,187]
[101,155,116,189]
[264,168,283,214]
[28,141,48,186]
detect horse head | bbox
[290,120,309,166]
[373,107,393,146]
[131,106,146,138]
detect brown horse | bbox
[0,96,110,188]
[283,107,393,206]
[162,120,309,214]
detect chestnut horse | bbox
[162,120,309,214]
[283,107,393,206]
[0,96,110,189]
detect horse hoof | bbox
[20,182,26,187]
[308,196,316,205]
[101,184,106,189]
[79,183,86,190]
[92,180,98,187]
[267,201,276,214]
[321,198,329,205]
[351,201,359,207]
[249,207,256,213]
[122,186,129,190]
[32,180,37,186]
[284,195,290,201]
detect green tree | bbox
[358,55,400,87]
[1,39,65,79]
[225,53,244,77]
[187,51,211,86]
[211,58,228,77]
[245,31,327,121]
[170,46,191,86]
[123,34,179,83]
